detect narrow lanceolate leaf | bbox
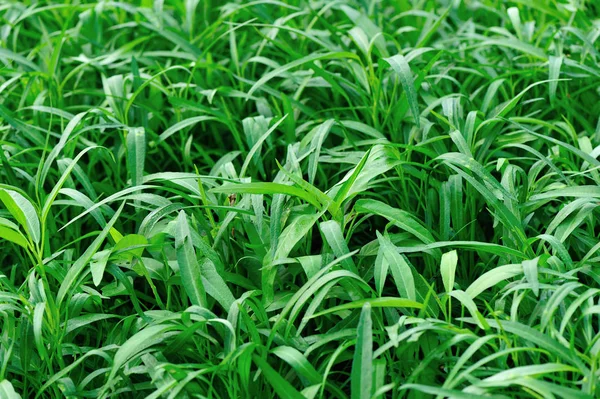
[440,250,458,293]
[38,111,88,189]
[41,146,101,223]
[263,212,322,304]
[394,240,526,259]
[448,290,489,330]
[0,379,22,399]
[522,257,540,296]
[33,302,48,362]
[351,303,372,399]
[90,250,111,287]
[377,232,416,301]
[0,189,40,245]
[175,211,207,307]
[465,264,523,299]
[271,346,322,386]
[472,319,589,373]
[328,146,399,206]
[401,384,505,399]
[0,105,45,146]
[384,54,421,127]
[126,127,146,187]
[481,363,578,383]
[548,55,563,105]
[0,48,40,71]
[274,213,322,261]
[240,116,286,178]
[57,202,125,306]
[247,51,360,97]
[200,258,236,310]
[331,147,372,205]
[58,185,160,232]
[65,313,119,334]
[210,182,323,209]
[356,199,435,245]
[0,145,17,187]
[320,220,356,273]
[374,245,389,296]
[311,297,423,318]
[252,354,305,399]
[101,324,178,396]
[0,225,29,249]
[340,5,388,56]
[307,119,334,185]
[156,116,216,145]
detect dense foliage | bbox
[1,0,600,397]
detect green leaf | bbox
[247,51,360,97]
[252,354,305,399]
[480,363,578,384]
[0,379,22,399]
[340,5,388,57]
[156,116,216,145]
[38,111,88,190]
[522,257,540,296]
[465,264,523,299]
[0,48,39,70]
[448,290,489,330]
[306,119,334,185]
[33,302,48,362]
[240,116,286,178]
[175,211,207,307]
[500,377,592,399]
[111,234,148,262]
[548,55,563,105]
[440,250,458,293]
[474,319,589,373]
[356,199,435,246]
[320,220,356,273]
[41,146,102,223]
[0,225,29,249]
[101,324,177,396]
[351,303,372,399]
[338,120,384,139]
[274,213,322,261]
[377,232,416,301]
[373,244,389,296]
[276,161,335,216]
[90,250,111,287]
[394,240,526,259]
[311,297,423,318]
[65,313,119,334]
[478,38,547,60]
[57,202,125,306]
[271,346,322,386]
[0,189,40,245]
[401,384,503,399]
[415,6,450,48]
[126,127,146,187]
[263,212,322,304]
[211,182,323,210]
[59,185,160,232]
[328,146,398,206]
[200,258,236,311]
[384,54,421,127]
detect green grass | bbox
[1,0,600,397]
